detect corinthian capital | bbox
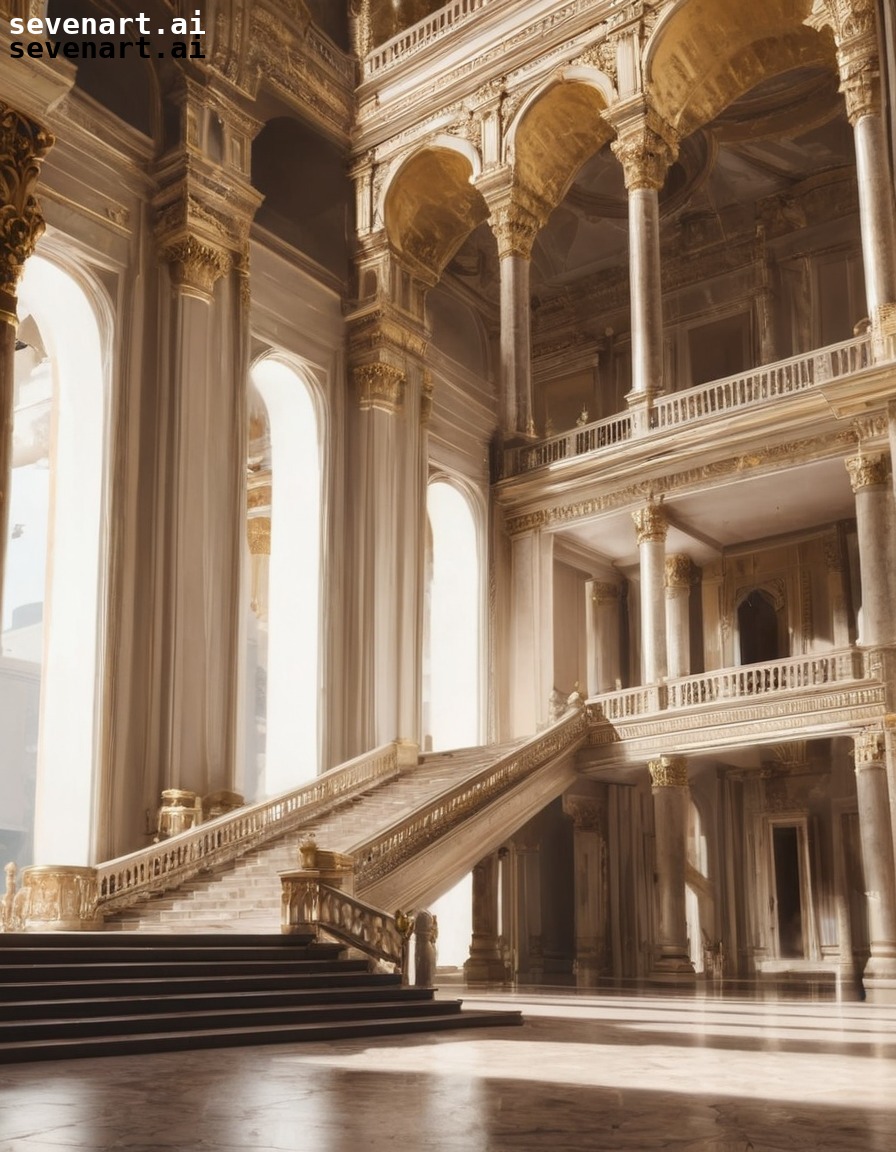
[0,102,55,304]
[632,501,668,544]
[807,0,881,122]
[611,116,678,192]
[648,755,688,788]
[488,196,547,259]
[161,237,231,299]
[845,452,887,492]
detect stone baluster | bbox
[648,755,695,979]
[633,501,668,685]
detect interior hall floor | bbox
[2,988,895,1152]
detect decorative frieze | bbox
[648,754,688,788]
[0,101,54,307]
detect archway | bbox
[2,255,108,868]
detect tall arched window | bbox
[244,357,323,797]
[1,254,108,868]
[424,478,482,751]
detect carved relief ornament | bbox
[611,118,678,192]
[591,581,619,604]
[488,198,544,260]
[664,554,692,589]
[161,236,231,300]
[562,794,605,831]
[648,755,688,788]
[845,452,887,492]
[632,501,668,544]
[0,102,54,310]
[354,362,406,415]
[247,515,271,557]
[854,726,885,768]
[807,0,881,122]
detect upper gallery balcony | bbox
[502,334,893,480]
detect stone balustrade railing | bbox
[94,743,399,915]
[364,0,492,77]
[590,648,868,721]
[353,706,590,888]
[505,335,872,477]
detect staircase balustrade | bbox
[353,707,590,888]
[364,0,492,77]
[93,743,399,915]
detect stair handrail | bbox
[288,878,414,973]
[94,743,400,914]
[351,706,590,889]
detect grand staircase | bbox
[0,932,521,1064]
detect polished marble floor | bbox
[3,988,896,1152]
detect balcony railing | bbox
[364,0,493,78]
[591,648,868,722]
[505,335,872,478]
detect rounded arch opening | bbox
[2,254,109,868]
[246,357,324,798]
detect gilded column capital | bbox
[354,362,406,415]
[0,102,55,310]
[591,581,620,605]
[246,515,271,557]
[854,726,886,769]
[664,554,692,590]
[611,118,678,192]
[632,502,668,544]
[807,0,881,122]
[488,198,544,260]
[648,755,688,788]
[161,236,231,300]
[562,794,605,831]
[845,452,888,491]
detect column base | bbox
[574,957,601,989]
[649,953,697,983]
[464,940,509,984]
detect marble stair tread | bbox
[0,1008,523,1064]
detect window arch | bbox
[424,477,484,752]
[2,253,109,868]
[244,356,324,797]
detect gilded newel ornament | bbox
[632,501,668,544]
[664,554,692,590]
[648,755,688,788]
[354,362,406,415]
[161,236,231,299]
[845,452,887,492]
[0,102,54,307]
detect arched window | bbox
[1,255,108,868]
[244,357,323,797]
[424,479,482,751]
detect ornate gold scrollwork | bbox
[648,754,689,788]
[0,102,54,311]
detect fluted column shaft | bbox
[633,503,668,684]
[649,755,695,978]
[854,729,896,983]
[665,555,692,680]
[585,580,621,694]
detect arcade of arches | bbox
[2,0,896,996]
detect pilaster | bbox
[563,786,609,987]
[585,579,621,695]
[648,754,695,980]
[853,727,896,996]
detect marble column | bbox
[464,852,508,983]
[853,728,896,989]
[845,453,896,646]
[611,111,677,430]
[509,526,554,735]
[649,754,695,979]
[563,789,609,987]
[633,502,668,685]
[0,103,54,621]
[585,580,621,694]
[513,841,543,983]
[810,2,896,345]
[488,197,543,437]
[665,554,692,680]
